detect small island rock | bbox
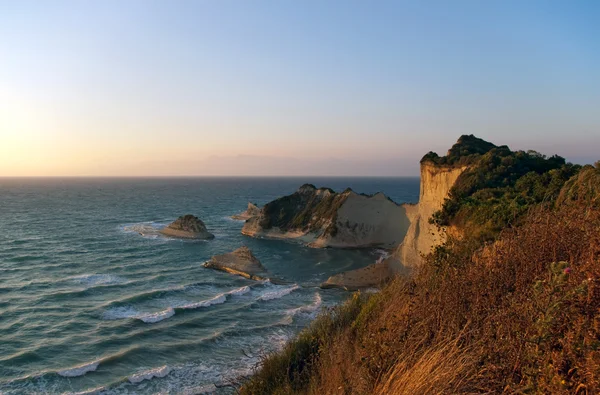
[160,214,215,239]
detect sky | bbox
[1,0,598,176]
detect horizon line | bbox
[0,175,421,179]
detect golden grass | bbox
[242,203,600,394]
[374,338,478,395]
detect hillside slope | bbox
[241,137,598,394]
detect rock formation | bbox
[321,260,395,291]
[231,202,261,221]
[203,246,267,280]
[242,184,410,249]
[160,215,215,239]
[321,139,473,288]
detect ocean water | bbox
[0,177,419,394]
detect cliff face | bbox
[389,162,467,268]
[242,184,410,248]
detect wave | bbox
[128,365,171,383]
[102,285,252,324]
[63,386,106,395]
[372,248,390,263]
[54,347,141,379]
[286,292,322,316]
[137,307,175,323]
[179,286,249,310]
[99,280,222,309]
[258,284,300,301]
[57,360,101,377]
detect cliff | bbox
[387,162,467,268]
[242,184,409,249]
[320,161,466,288]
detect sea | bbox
[0,177,419,394]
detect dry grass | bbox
[242,203,600,394]
[374,337,479,395]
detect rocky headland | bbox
[231,202,261,221]
[242,184,410,249]
[203,246,267,280]
[160,214,215,239]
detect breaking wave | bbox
[258,284,300,301]
[128,365,171,383]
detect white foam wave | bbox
[63,385,106,395]
[258,284,300,301]
[180,294,226,309]
[128,365,171,383]
[57,360,100,377]
[180,286,250,310]
[373,248,390,263]
[286,293,322,316]
[228,285,251,296]
[137,307,175,323]
[103,286,251,323]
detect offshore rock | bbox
[160,214,215,239]
[203,246,267,280]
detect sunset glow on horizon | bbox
[1,0,599,176]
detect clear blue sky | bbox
[1,0,598,176]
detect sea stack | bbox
[231,202,261,221]
[160,215,215,239]
[203,246,267,280]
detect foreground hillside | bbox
[241,137,600,394]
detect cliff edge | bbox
[387,162,467,268]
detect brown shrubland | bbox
[242,203,600,394]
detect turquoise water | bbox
[0,177,419,394]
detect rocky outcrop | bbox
[321,260,398,291]
[203,246,267,280]
[231,202,261,221]
[160,215,215,239]
[242,184,410,249]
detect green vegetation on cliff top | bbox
[427,135,581,239]
[241,136,599,395]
